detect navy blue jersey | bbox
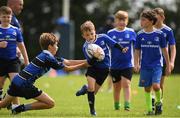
[12,50,65,86]
[0,25,23,60]
[135,29,167,69]
[83,34,117,69]
[11,14,21,29]
[159,25,176,64]
[108,27,136,69]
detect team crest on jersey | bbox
[112,35,116,39]
[147,41,152,45]
[154,37,159,42]
[100,41,105,46]
[125,33,130,38]
[163,33,167,37]
[141,38,145,41]
[12,31,17,36]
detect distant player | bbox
[0,6,29,103]
[152,7,176,105]
[134,9,171,115]
[0,32,88,114]
[76,21,128,116]
[107,10,136,111]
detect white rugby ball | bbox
[86,43,105,61]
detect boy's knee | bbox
[153,84,160,91]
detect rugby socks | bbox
[155,90,161,103]
[24,104,32,111]
[145,92,152,112]
[87,91,95,113]
[114,102,120,110]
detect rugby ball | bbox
[86,43,105,61]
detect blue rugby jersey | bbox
[12,50,65,86]
[83,34,117,69]
[108,27,136,69]
[135,29,167,69]
[0,25,23,60]
[159,25,176,64]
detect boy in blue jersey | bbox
[107,10,136,111]
[76,21,128,116]
[0,6,29,104]
[134,10,171,115]
[153,7,176,103]
[0,33,88,114]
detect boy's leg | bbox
[153,83,162,115]
[160,76,165,101]
[144,87,153,113]
[0,94,15,108]
[9,73,20,105]
[12,92,55,114]
[86,76,96,116]
[0,76,6,100]
[113,81,121,110]
[121,76,131,111]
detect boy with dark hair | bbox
[134,9,171,115]
[76,20,128,116]
[0,33,88,114]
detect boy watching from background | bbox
[152,7,176,106]
[0,6,29,106]
[107,10,136,111]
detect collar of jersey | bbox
[43,50,54,57]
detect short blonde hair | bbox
[115,10,128,20]
[153,8,165,17]
[80,21,95,33]
[39,33,59,50]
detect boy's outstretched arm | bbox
[63,61,89,72]
[63,59,87,66]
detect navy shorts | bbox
[0,58,21,76]
[139,67,162,87]
[86,67,109,86]
[110,67,133,83]
[7,82,42,99]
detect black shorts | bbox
[86,67,109,86]
[7,82,42,99]
[162,64,166,76]
[110,67,133,83]
[0,58,21,76]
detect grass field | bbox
[1,74,180,117]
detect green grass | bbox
[1,74,180,117]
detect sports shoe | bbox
[124,106,130,111]
[155,102,163,115]
[11,104,25,115]
[152,97,155,111]
[90,110,97,116]
[76,84,88,96]
[145,111,154,116]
